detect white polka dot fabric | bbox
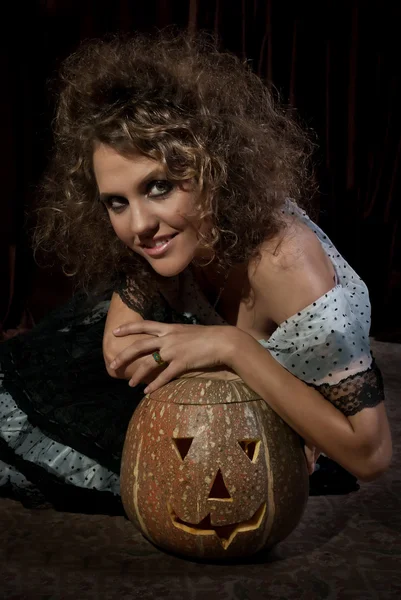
[258,200,372,385]
[259,284,371,385]
[0,458,30,488]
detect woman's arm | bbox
[224,330,392,482]
[226,229,393,482]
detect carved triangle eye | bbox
[172,437,194,460]
[238,440,261,463]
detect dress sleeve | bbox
[115,274,202,325]
[259,284,385,416]
[115,274,148,317]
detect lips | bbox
[140,233,178,257]
[141,234,177,249]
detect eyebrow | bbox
[98,167,167,202]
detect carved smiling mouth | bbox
[167,501,267,550]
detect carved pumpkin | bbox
[120,375,309,560]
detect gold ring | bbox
[152,351,166,366]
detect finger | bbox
[304,445,315,475]
[304,457,313,475]
[143,362,185,394]
[113,321,167,337]
[128,356,167,388]
[109,337,162,370]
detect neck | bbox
[190,260,249,311]
[191,259,225,287]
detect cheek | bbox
[108,214,130,242]
[176,225,202,255]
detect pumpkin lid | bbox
[148,376,261,405]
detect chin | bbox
[146,255,194,278]
[132,235,202,278]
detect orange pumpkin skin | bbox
[120,376,309,560]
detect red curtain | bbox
[1,0,400,339]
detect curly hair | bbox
[33,29,316,306]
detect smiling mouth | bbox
[167,501,266,550]
[141,234,177,249]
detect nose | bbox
[129,200,159,239]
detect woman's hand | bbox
[109,321,237,393]
[304,443,322,475]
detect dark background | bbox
[1,0,400,339]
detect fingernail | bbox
[144,387,150,394]
[113,327,120,334]
[109,361,116,369]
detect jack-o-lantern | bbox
[120,375,309,560]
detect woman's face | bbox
[93,143,211,277]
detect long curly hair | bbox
[33,29,316,306]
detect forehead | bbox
[93,143,162,187]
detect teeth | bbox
[146,236,174,248]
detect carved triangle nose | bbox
[208,468,232,501]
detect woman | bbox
[0,31,392,513]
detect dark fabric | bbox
[0,293,142,474]
[309,456,360,496]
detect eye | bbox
[147,180,174,198]
[238,440,261,463]
[172,437,194,460]
[103,196,128,213]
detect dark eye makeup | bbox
[100,179,175,212]
[147,180,174,197]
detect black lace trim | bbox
[115,274,149,318]
[310,359,385,416]
[116,275,200,325]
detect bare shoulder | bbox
[248,215,337,325]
